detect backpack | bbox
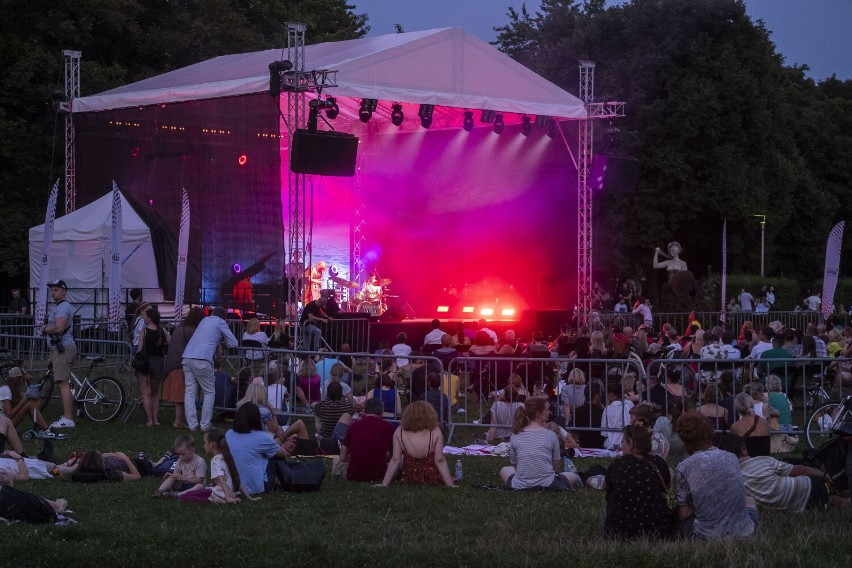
[0,486,57,524]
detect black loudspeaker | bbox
[378,306,404,323]
[290,129,359,177]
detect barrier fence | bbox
[586,310,847,334]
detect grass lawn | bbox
[2,406,851,568]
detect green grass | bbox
[2,409,851,568]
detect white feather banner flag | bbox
[174,189,190,322]
[34,180,60,336]
[821,221,844,321]
[108,181,123,332]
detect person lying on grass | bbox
[177,429,258,504]
[0,415,25,455]
[58,450,141,482]
[0,467,69,523]
[152,434,206,497]
[379,401,455,487]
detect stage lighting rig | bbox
[268,60,293,97]
[480,109,495,123]
[307,96,339,130]
[546,118,558,138]
[534,115,548,128]
[359,99,378,123]
[492,113,504,134]
[521,115,531,136]
[418,104,434,128]
[391,103,404,126]
[325,96,339,119]
[462,111,474,132]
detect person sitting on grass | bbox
[420,372,451,427]
[332,398,396,483]
[674,412,757,539]
[379,401,456,487]
[67,450,142,482]
[314,382,354,454]
[487,386,526,444]
[0,367,66,440]
[629,403,669,459]
[226,403,293,495]
[238,379,313,452]
[718,433,850,512]
[295,358,321,408]
[604,425,673,539]
[729,392,771,457]
[177,429,258,504]
[499,397,581,491]
[601,381,634,450]
[366,373,402,419]
[152,434,206,497]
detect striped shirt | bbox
[315,399,353,438]
[739,456,810,512]
[508,428,560,489]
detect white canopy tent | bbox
[72,27,587,120]
[29,191,162,319]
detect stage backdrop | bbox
[75,94,282,303]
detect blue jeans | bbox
[303,323,321,351]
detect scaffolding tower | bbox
[63,50,81,214]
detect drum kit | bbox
[328,275,395,316]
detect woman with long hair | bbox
[379,401,455,487]
[163,306,204,428]
[225,403,292,495]
[139,307,170,427]
[0,367,65,440]
[178,428,258,503]
[365,373,402,419]
[499,397,581,490]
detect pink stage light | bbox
[436,306,449,313]
[238,154,248,166]
[501,308,515,317]
[480,308,494,316]
[462,306,475,313]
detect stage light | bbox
[418,104,434,128]
[462,111,474,132]
[437,306,449,313]
[359,99,377,123]
[233,263,242,274]
[325,96,339,119]
[534,115,548,127]
[391,103,404,126]
[492,113,504,134]
[130,147,140,157]
[501,308,515,317]
[521,115,531,136]
[480,110,495,123]
[462,306,475,313]
[546,118,558,138]
[238,154,248,165]
[480,308,494,316]
[329,264,339,276]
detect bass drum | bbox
[357,301,380,316]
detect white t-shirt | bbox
[632,303,652,324]
[749,341,773,360]
[806,295,821,311]
[423,328,445,346]
[392,343,412,367]
[766,292,775,307]
[739,292,754,311]
[0,385,11,416]
[601,400,634,448]
[267,383,289,412]
[614,302,628,313]
[739,456,810,512]
[209,453,235,502]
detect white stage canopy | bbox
[72,27,586,120]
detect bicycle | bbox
[805,394,852,449]
[35,355,126,423]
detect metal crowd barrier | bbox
[587,310,838,334]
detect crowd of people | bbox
[2,282,851,539]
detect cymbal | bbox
[381,278,393,285]
[330,275,359,289]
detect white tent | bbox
[72,27,587,120]
[29,191,161,318]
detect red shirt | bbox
[343,415,395,482]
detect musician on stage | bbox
[361,272,383,303]
[304,260,327,304]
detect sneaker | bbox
[50,417,76,429]
[34,428,69,441]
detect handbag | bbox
[132,349,150,373]
[276,458,326,492]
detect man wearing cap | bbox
[42,280,76,429]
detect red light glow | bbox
[130,147,140,157]
[501,308,515,317]
[480,308,494,316]
[238,154,248,166]
[436,306,449,313]
[462,306,475,313]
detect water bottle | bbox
[562,457,577,473]
[454,459,464,480]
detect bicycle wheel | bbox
[82,376,125,422]
[38,371,56,413]
[806,403,841,449]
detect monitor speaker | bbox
[378,306,404,323]
[290,129,359,177]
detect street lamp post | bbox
[754,214,766,278]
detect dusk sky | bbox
[351,0,852,81]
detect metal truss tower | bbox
[351,150,367,289]
[63,50,81,214]
[577,60,625,316]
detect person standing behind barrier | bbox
[139,307,170,427]
[124,288,143,334]
[379,401,455,487]
[182,307,238,432]
[41,280,76,430]
[499,397,581,490]
[130,302,150,357]
[163,307,204,429]
[674,412,757,538]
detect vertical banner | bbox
[108,182,123,332]
[720,219,727,323]
[34,180,60,335]
[821,221,845,321]
[174,188,190,322]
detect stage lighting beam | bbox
[480,308,494,316]
[462,306,475,313]
[437,306,449,313]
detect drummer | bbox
[359,273,382,303]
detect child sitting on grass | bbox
[153,434,206,497]
[178,429,257,504]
